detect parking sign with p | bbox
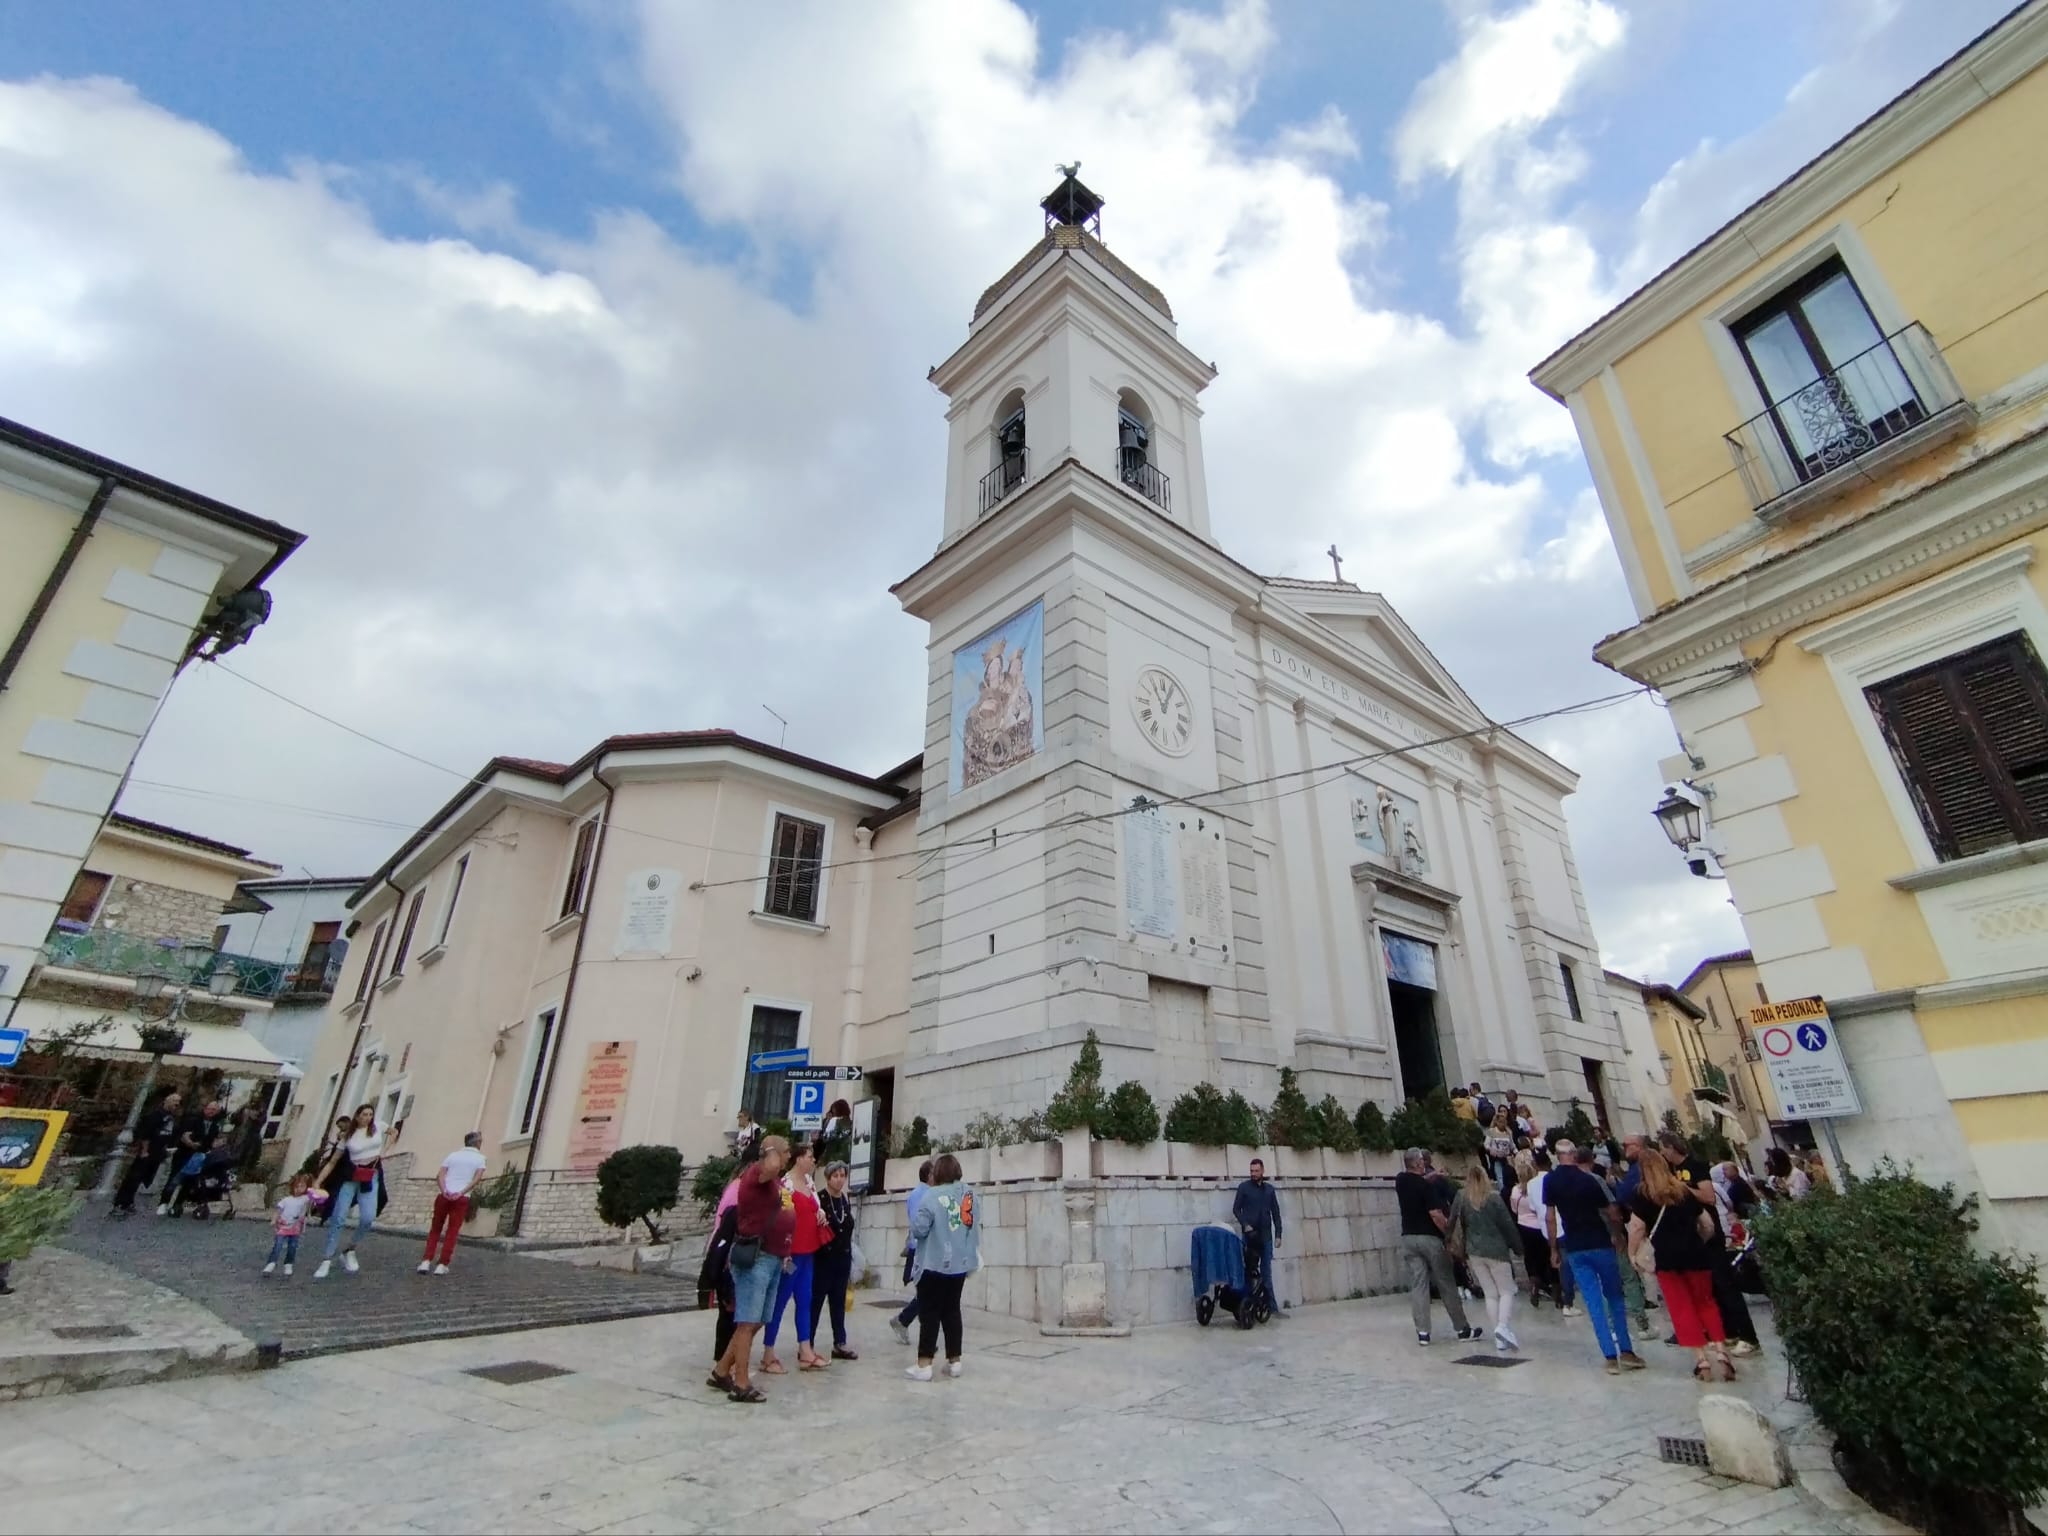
[789,1079,826,1132]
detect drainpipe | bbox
[509,766,616,1237]
[0,476,115,696]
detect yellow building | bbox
[1673,951,1785,1149]
[1531,3,2048,1259]
[0,415,303,1030]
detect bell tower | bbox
[892,172,1274,1136]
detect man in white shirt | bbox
[419,1132,489,1276]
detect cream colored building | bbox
[1,414,302,1028]
[1602,969,1681,1132]
[1532,5,2048,1255]
[296,177,1648,1239]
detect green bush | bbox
[1098,1081,1160,1144]
[1554,1097,1598,1147]
[1312,1094,1360,1153]
[1263,1068,1318,1149]
[900,1116,931,1158]
[690,1153,738,1219]
[471,1162,523,1213]
[1353,1100,1395,1154]
[1754,1165,2048,1530]
[0,1186,80,1262]
[1386,1087,1480,1157]
[1687,1123,1735,1166]
[595,1144,682,1242]
[1044,1029,1106,1134]
[1221,1090,1264,1148]
[1164,1083,1229,1146]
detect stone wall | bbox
[92,877,229,946]
[858,1173,1406,1329]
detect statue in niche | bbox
[1376,787,1404,861]
[1402,818,1427,876]
[1352,780,1429,877]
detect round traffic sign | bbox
[1796,1023,1830,1052]
[1761,1026,1794,1058]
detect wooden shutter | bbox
[58,870,110,926]
[352,920,388,1004]
[561,818,598,917]
[1868,633,2048,859]
[389,889,426,975]
[765,815,825,921]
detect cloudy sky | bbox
[0,0,2012,982]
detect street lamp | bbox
[1654,783,1706,851]
[93,959,242,1204]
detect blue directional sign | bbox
[0,1028,27,1070]
[748,1047,809,1074]
[1796,1023,1829,1052]
[788,1079,827,1131]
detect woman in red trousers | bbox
[1626,1146,1734,1382]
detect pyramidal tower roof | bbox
[971,167,1172,322]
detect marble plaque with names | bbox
[1178,823,1231,951]
[1122,799,1178,940]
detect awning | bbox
[15,1001,288,1074]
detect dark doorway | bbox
[1581,1057,1612,1133]
[1391,981,1444,1101]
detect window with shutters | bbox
[57,869,110,928]
[387,888,426,976]
[351,919,388,1007]
[1865,632,2048,861]
[762,813,827,923]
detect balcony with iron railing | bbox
[979,449,1029,515]
[1117,446,1171,511]
[1724,322,1970,521]
[40,927,341,1001]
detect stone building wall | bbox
[92,877,229,945]
[858,1174,1406,1328]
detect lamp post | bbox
[1653,784,1706,852]
[94,961,240,1203]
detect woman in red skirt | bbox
[1626,1148,1735,1382]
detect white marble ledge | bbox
[1888,836,2048,893]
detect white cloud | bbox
[0,2,1758,986]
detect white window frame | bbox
[756,802,834,928]
[427,849,471,955]
[1797,542,2046,873]
[557,813,603,923]
[379,1074,412,1137]
[729,994,812,1128]
[346,1037,384,1118]
[505,1002,563,1144]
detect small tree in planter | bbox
[898,1116,932,1158]
[1312,1095,1360,1153]
[1353,1100,1395,1154]
[1263,1068,1318,1149]
[1099,1081,1160,1144]
[1164,1083,1230,1146]
[595,1144,683,1243]
[1221,1090,1263,1149]
[1554,1097,1598,1148]
[1043,1029,1106,1135]
[690,1153,738,1218]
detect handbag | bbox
[1445,1201,1469,1263]
[1632,1205,1665,1280]
[729,1235,762,1271]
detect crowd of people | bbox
[698,1118,982,1405]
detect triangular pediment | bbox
[1264,580,1479,716]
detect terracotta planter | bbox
[991,1141,1058,1182]
[1167,1141,1227,1179]
[1093,1140,1169,1178]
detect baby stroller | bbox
[181,1148,236,1220]
[1190,1223,1272,1330]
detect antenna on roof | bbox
[761,705,788,748]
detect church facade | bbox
[892,177,1637,1137]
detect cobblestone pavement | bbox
[0,1286,1866,1534]
[0,1247,251,1398]
[60,1208,694,1358]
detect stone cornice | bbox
[1595,428,2048,684]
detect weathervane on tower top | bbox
[1043,162,1104,237]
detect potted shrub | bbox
[1315,1093,1365,1178]
[1163,1083,1229,1178]
[884,1116,931,1190]
[1092,1081,1166,1178]
[595,1144,682,1267]
[1221,1088,1275,1179]
[1266,1069,1326,1179]
[1044,1029,1106,1182]
[136,1023,187,1057]
[1353,1100,1400,1175]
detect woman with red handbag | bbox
[312,1103,387,1279]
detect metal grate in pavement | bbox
[1451,1354,1527,1368]
[465,1360,575,1385]
[52,1324,138,1340]
[1658,1435,1712,1467]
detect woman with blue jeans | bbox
[759,1142,830,1374]
[712,1136,791,1404]
[312,1104,385,1279]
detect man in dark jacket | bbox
[113,1088,183,1216]
[1232,1158,1284,1318]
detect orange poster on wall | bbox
[567,1040,636,1171]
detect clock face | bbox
[1132,665,1194,757]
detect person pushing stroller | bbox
[1232,1158,1284,1320]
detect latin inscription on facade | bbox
[1263,643,1474,770]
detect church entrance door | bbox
[1389,980,1444,1101]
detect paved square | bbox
[60,1210,693,1357]
[0,1286,1856,1534]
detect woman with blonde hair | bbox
[1626,1144,1734,1382]
[1452,1163,1522,1352]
